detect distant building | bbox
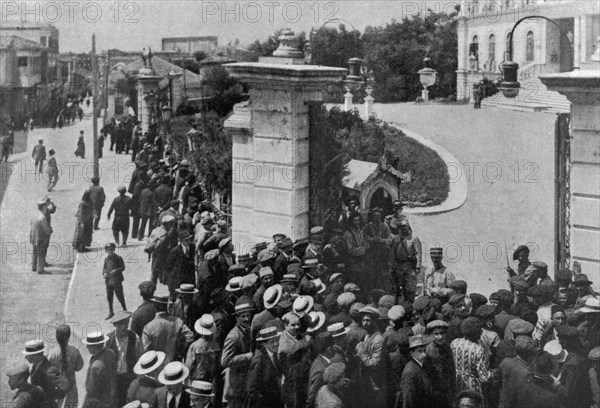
[0,21,59,82]
[456,0,599,112]
[162,36,218,54]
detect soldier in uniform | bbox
[108,186,132,246]
[424,247,456,297]
[388,220,422,303]
[88,176,106,230]
[30,199,52,274]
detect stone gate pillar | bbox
[136,68,162,134]
[224,62,346,251]
[540,70,600,281]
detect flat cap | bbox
[257,249,277,263]
[110,310,132,325]
[475,304,496,320]
[448,294,466,307]
[388,305,406,322]
[378,295,396,309]
[426,319,449,330]
[413,296,431,312]
[349,302,365,317]
[5,361,29,377]
[506,319,534,336]
[139,281,156,296]
[588,346,600,361]
[228,264,247,277]
[259,266,274,278]
[448,280,467,292]
[344,283,360,293]
[337,292,356,308]
[359,305,380,318]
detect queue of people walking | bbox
[19,121,600,408]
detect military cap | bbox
[448,294,466,307]
[6,361,29,377]
[257,249,277,263]
[426,320,449,330]
[337,292,356,308]
[448,280,467,293]
[430,247,443,257]
[388,305,406,322]
[475,304,496,320]
[509,276,529,291]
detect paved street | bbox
[366,103,557,295]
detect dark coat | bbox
[126,376,161,405]
[166,244,196,293]
[106,329,139,373]
[103,252,125,286]
[272,253,291,282]
[11,383,45,408]
[131,180,147,215]
[82,347,118,408]
[130,300,157,337]
[171,298,203,335]
[498,356,531,408]
[247,346,283,408]
[397,359,436,408]
[88,185,106,210]
[513,374,561,408]
[152,387,191,408]
[154,184,173,211]
[30,357,60,408]
[221,324,253,401]
[139,187,156,217]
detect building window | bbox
[469,35,479,59]
[488,34,496,70]
[40,36,47,47]
[17,57,28,67]
[526,31,535,61]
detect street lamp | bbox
[499,15,575,99]
[161,105,173,122]
[418,58,437,102]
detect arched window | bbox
[526,31,534,61]
[470,35,479,59]
[488,34,496,61]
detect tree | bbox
[193,51,208,62]
[201,65,247,117]
[310,24,363,68]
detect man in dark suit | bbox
[23,340,60,408]
[107,186,132,246]
[153,361,191,408]
[306,333,345,408]
[30,199,52,274]
[131,281,157,337]
[88,176,106,230]
[32,139,46,173]
[82,331,118,408]
[6,360,45,408]
[397,335,438,408]
[247,324,283,408]
[166,230,196,301]
[171,284,202,334]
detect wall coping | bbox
[539,69,600,102]
[224,62,347,84]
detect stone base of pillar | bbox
[344,91,353,111]
[364,96,374,116]
[421,89,429,102]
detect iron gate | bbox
[555,113,571,273]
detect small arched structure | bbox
[342,159,411,213]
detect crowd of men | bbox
[15,148,600,408]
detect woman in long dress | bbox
[74,131,85,158]
[73,190,94,252]
[47,324,84,408]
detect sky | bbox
[1,0,460,52]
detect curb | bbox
[388,122,468,216]
[63,251,79,319]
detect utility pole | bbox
[92,34,99,179]
[104,51,110,127]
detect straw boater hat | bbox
[281,273,300,284]
[307,311,326,333]
[22,340,45,355]
[225,276,243,292]
[134,350,166,375]
[194,314,216,336]
[158,361,189,385]
[186,380,215,397]
[257,325,282,342]
[303,258,320,269]
[263,284,283,310]
[430,247,443,257]
[327,322,350,338]
[123,401,150,408]
[82,330,109,345]
[293,296,315,315]
[329,273,344,284]
[152,291,170,305]
[175,283,199,295]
